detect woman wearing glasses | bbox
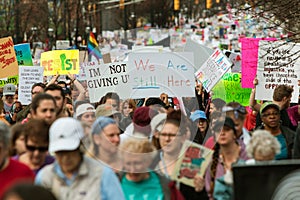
[156,109,208,200]
[12,119,54,174]
[256,102,295,160]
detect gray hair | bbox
[0,121,10,148]
[246,130,281,159]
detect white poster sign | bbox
[256,41,300,102]
[86,62,131,103]
[195,48,232,92]
[18,66,44,105]
[127,52,195,99]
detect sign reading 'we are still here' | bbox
[127,52,195,99]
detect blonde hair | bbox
[246,130,281,158]
[120,136,157,159]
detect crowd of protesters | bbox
[0,73,300,200]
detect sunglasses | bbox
[26,145,48,152]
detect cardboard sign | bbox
[171,140,213,187]
[195,48,232,92]
[40,50,79,76]
[127,52,195,99]
[18,66,44,105]
[256,41,300,103]
[212,73,252,106]
[56,40,70,50]
[86,62,131,102]
[0,36,18,78]
[14,43,33,66]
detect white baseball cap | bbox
[3,83,16,96]
[49,117,84,153]
[76,103,95,118]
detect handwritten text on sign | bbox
[0,36,18,78]
[18,66,44,105]
[40,50,79,76]
[256,41,300,103]
[212,73,251,106]
[86,62,130,102]
[195,48,232,92]
[14,43,33,66]
[128,52,195,98]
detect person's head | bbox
[31,93,57,125]
[57,81,67,88]
[120,138,156,182]
[0,122,10,166]
[49,117,84,175]
[103,92,120,111]
[3,84,16,104]
[273,85,293,109]
[222,102,247,138]
[2,183,57,200]
[31,82,46,99]
[209,98,226,114]
[76,103,96,127]
[90,117,120,158]
[213,117,238,147]
[246,130,280,161]
[121,99,136,117]
[9,123,26,156]
[150,113,167,150]
[190,110,209,134]
[159,109,188,155]
[23,119,50,167]
[65,97,74,117]
[45,84,66,115]
[95,104,122,125]
[260,102,281,129]
[145,97,167,113]
[132,106,157,137]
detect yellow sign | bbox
[40,50,79,76]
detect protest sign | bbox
[40,50,79,76]
[0,76,18,87]
[127,52,195,99]
[0,36,18,78]
[212,73,252,106]
[86,62,131,102]
[240,38,277,88]
[14,43,33,66]
[56,40,70,50]
[18,66,44,105]
[195,48,232,92]
[224,50,241,72]
[256,41,300,103]
[171,140,213,187]
[184,38,214,70]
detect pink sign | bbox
[240,38,277,88]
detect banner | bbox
[40,50,79,76]
[86,62,131,103]
[127,52,195,99]
[256,41,300,103]
[195,48,232,92]
[212,73,252,106]
[18,66,44,105]
[240,38,277,88]
[14,43,33,66]
[0,36,18,78]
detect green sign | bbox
[212,73,251,106]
